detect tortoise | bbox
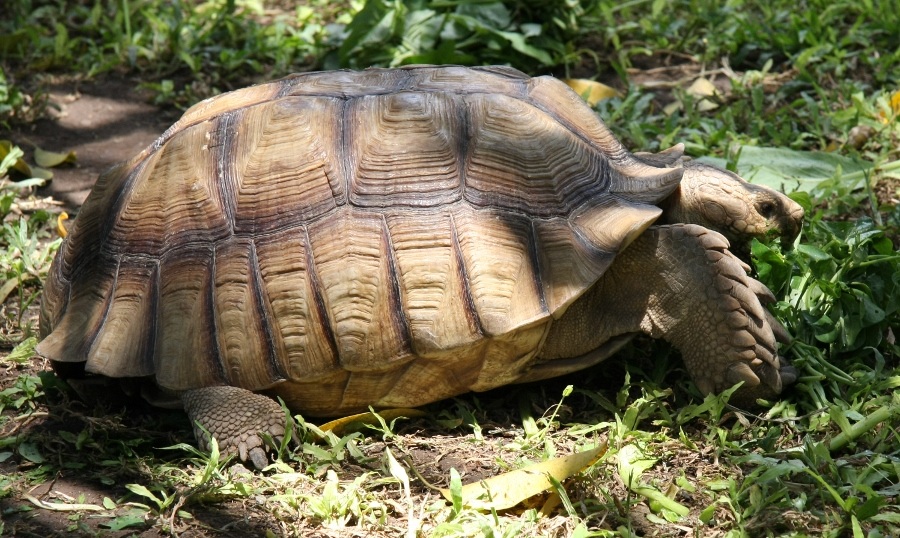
[37,65,803,468]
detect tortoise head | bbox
[659,161,804,250]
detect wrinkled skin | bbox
[536,159,803,405]
[660,161,805,258]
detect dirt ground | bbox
[8,76,180,209]
[2,76,249,536]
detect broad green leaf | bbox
[102,512,147,530]
[617,443,690,517]
[617,443,656,485]
[699,501,718,524]
[795,244,831,262]
[490,29,553,65]
[856,494,886,521]
[3,337,37,364]
[448,467,462,516]
[439,442,607,510]
[697,146,873,193]
[17,441,43,464]
[125,484,162,505]
[0,140,30,177]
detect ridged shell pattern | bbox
[37,65,682,415]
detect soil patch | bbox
[8,76,178,209]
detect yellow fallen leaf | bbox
[564,79,619,106]
[34,146,77,168]
[0,140,31,177]
[440,442,607,511]
[663,101,683,116]
[317,408,426,436]
[29,165,53,180]
[0,278,19,306]
[57,212,69,238]
[0,140,55,180]
[686,77,720,112]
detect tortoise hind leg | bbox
[181,386,290,469]
[540,223,796,403]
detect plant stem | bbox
[828,404,900,452]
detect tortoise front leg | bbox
[540,223,796,403]
[182,386,290,469]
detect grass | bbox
[1,0,900,536]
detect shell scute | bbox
[463,93,608,216]
[212,237,286,389]
[384,209,482,356]
[254,227,342,382]
[348,92,463,208]
[306,208,414,372]
[230,97,346,234]
[85,258,158,378]
[155,246,221,391]
[109,122,230,255]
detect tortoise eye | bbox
[757,201,775,218]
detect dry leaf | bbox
[34,146,77,168]
[686,78,720,111]
[57,212,69,238]
[317,408,426,436]
[0,140,55,180]
[0,140,32,177]
[440,442,607,511]
[563,79,619,106]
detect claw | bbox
[726,361,761,389]
[747,278,777,304]
[768,314,791,344]
[755,359,783,394]
[778,358,798,386]
[249,447,269,471]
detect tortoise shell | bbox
[37,65,682,415]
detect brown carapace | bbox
[37,66,801,467]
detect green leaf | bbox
[448,467,462,517]
[102,512,146,530]
[17,442,44,464]
[699,501,718,524]
[796,244,832,262]
[698,146,873,193]
[3,337,37,364]
[338,0,401,66]
[856,494,886,521]
[125,484,162,507]
[489,29,554,65]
